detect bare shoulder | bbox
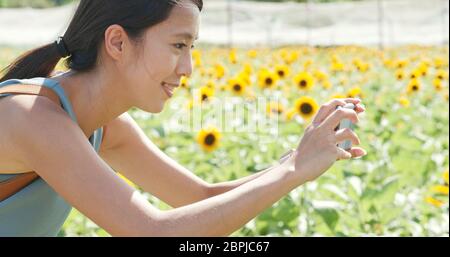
[0,94,72,173]
[1,95,162,235]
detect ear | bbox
[104,24,129,61]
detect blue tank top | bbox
[0,77,104,236]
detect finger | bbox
[335,128,361,146]
[354,103,366,114]
[348,147,368,159]
[312,99,346,126]
[336,147,352,161]
[322,107,360,131]
[313,98,362,126]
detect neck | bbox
[52,69,133,138]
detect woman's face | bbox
[126,2,200,113]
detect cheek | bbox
[138,45,178,80]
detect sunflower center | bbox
[204,134,216,146]
[412,85,418,91]
[300,103,313,114]
[265,78,273,86]
[278,70,285,77]
[233,84,242,92]
[202,94,209,102]
[300,80,307,88]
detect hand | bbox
[291,98,367,183]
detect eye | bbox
[174,43,187,50]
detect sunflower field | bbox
[1,44,448,236]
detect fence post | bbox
[377,0,384,50]
[306,0,311,46]
[227,0,233,48]
[441,0,449,45]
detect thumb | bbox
[336,148,352,161]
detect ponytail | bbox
[0,0,204,83]
[0,42,63,82]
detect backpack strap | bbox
[0,84,62,202]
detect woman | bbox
[0,0,366,236]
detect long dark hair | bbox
[0,0,203,82]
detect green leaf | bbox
[315,207,340,232]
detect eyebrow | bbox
[174,32,199,41]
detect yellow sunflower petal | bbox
[431,185,449,195]
[425,196,444,208]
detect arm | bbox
[15,97,302,236]
[99,112,279,207]
[207,165,276,196]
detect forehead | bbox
[149,2,200,39]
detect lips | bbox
[161,82,179,98]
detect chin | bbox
[141,102,166,114]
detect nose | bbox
[176,50,193,78]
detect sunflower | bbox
[294,96,319,120]
[352,58,361,67]
[356,62,370,73]
[229,49,238,64]
[399,96,410,107]
[285,108,297,121]
[425,196,444,208]
[406,79,421,94]
[242,63,253,76]
[194,57,202,68]
[303,59,313,70]
[436,70,448,81]
[192,49,201,60]
[425,169,449,207]
[274,64,290,79]
[395,70,405,81]
[283,51,299,65]
[347,87,363,98]
[205,80,216,90]
[432,185,449,195]
[258,70,278,89]
[197,127,221,152]
[409,70,421,80]
[433,78,443,91]
[322,80,332,90]
[330,93,346,100]
[395,60,408,69]
[331,61,345,73]
[228,77,247,96]
[199,86,214,103]
[293,72,315,91]
[266,102,285,116]
[314,70,328,83]
[214,64,226,80]
[418,63,428,77]
[180,76,189,89]
[434,58,446,69]
[247,49,258,59]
